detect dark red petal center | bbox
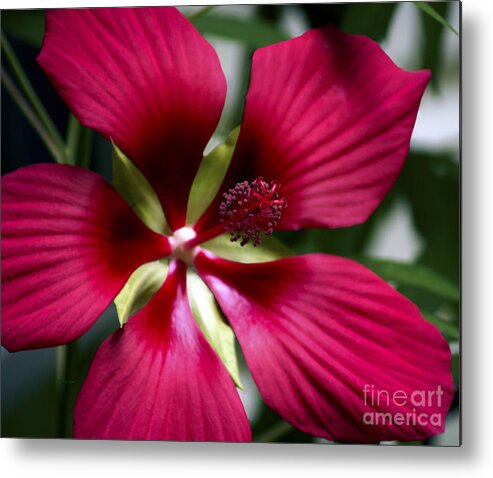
[219,177,287,246]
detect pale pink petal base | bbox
[74,261,251,441]
[1,164,170,352]
[195,251,454,443]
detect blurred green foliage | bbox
[342,2,398,41]
[193,14,288,47]
[2,9,45,48]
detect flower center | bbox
[170,227,197,265]
[219,177,287,246]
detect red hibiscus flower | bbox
[1,7,453,442]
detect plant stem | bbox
[1,31,68,163]
[66,114,93,167]
[187,5,215,21]
[2,70,66,164]
[55,343,75,437]
[255,421,294,443]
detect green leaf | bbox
[415,2,459,36]
[187,127,239,225]
[114,260,168,327]
[187,272,243,389]
[112,142,169,234]
[191,15,288,47]
[422,311,459,342]
[356,256,459,303]
[341,2,398,42]
[203,233,293,263]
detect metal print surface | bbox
[1,2,461,445]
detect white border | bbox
[2,0,492,476]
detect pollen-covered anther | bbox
[219,177,287,246]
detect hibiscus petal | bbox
[38,7,226,230]
[195,25,429,232]
[195,251,454,443]
[74,260,251,441]
[1,164,170,352]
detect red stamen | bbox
[218,177,287,246]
